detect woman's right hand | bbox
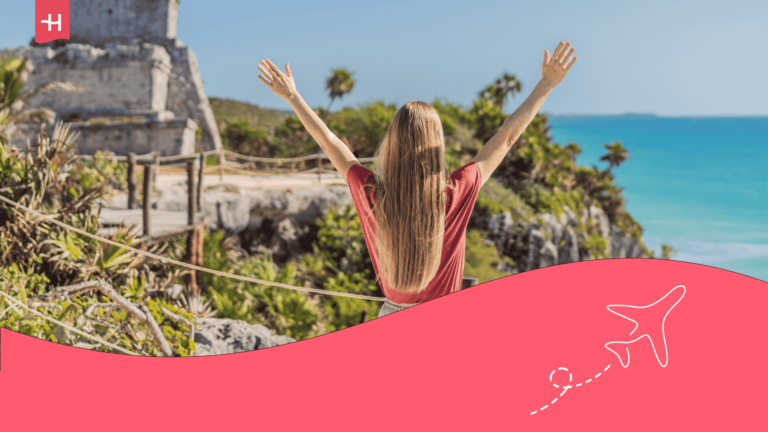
[258,59,298,102]
[541,41,577,89]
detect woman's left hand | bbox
[258,59,298,102]
[541,41,577,90]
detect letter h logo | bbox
[42,14,62,32]
[35,0,70,44]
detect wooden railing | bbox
[124,153,205,241]
[84,149,375,242]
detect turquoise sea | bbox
[547,115,768,282]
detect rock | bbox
[485,206,645,271]
[495,261,518,274]
[277,218,298,242]
[193,318,295,356]
[53,324,73,344]
[562,205,577,224]
[538,240,559,269]
[589,206,612,238]
[525,228,548,271]
[608,225,644,258]
[558,225,580,264]
[166,283,184,300]
[203,185,353,261]
[143,181,355,262]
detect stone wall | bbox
[3,42,221,154]
[23,44,173,121]
[166,46,222,151]
[69,0,179,48]
[70,117,198,156]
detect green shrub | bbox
[323,272,380,332]
[463,230,516,283]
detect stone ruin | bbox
[1,0,221,156]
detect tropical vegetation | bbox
[0,53,677,356]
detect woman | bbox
[257,41,577,317]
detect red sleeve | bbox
[447,162,482,220]
[347,163,376,214]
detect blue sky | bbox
[1,0,766,116]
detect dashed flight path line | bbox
[530,364,611,415]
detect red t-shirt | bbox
[346,162,482,304]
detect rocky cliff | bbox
[477,205,644,274]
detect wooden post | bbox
[197,153,204,210]
[185,221,205,297]
[142,164,154,240]
[461,276,478,290]
[152,151,160,184]
[127,152,136,209]
[316,153,322,184]
[186,159,196,226]
[219,148,225,181]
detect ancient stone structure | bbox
[1,0,221,155]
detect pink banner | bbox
[0,258,765,430]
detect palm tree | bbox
[661,244,677,260]
[565,142,582,160]
[479,73,522,111]
[325,68,355,111]
[599,142,629,173]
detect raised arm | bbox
[257,59,359,181]
[471,41,577,186]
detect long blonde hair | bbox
[368,101,449,293]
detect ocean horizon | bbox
[546,115,768,282]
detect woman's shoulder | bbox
[449,162,481,187]
[446,162,481,208]
[347,163,376,186]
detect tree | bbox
[599,142,629,172]
[564,142,582,160]
[469,96,507,143]
[221,120,255,152]
[478,73,522,111]
[325,68,355,111]
[661,244,677,260]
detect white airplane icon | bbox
[605,285,686,368]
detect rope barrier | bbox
[224,150,325,163]
[0,194,386,302]
[0,290,141,356]
[75,149,374,169]
[201,164,295,176]
[78,153,155,162]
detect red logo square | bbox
[35,0,70,44]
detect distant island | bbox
[549,112,660,118]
